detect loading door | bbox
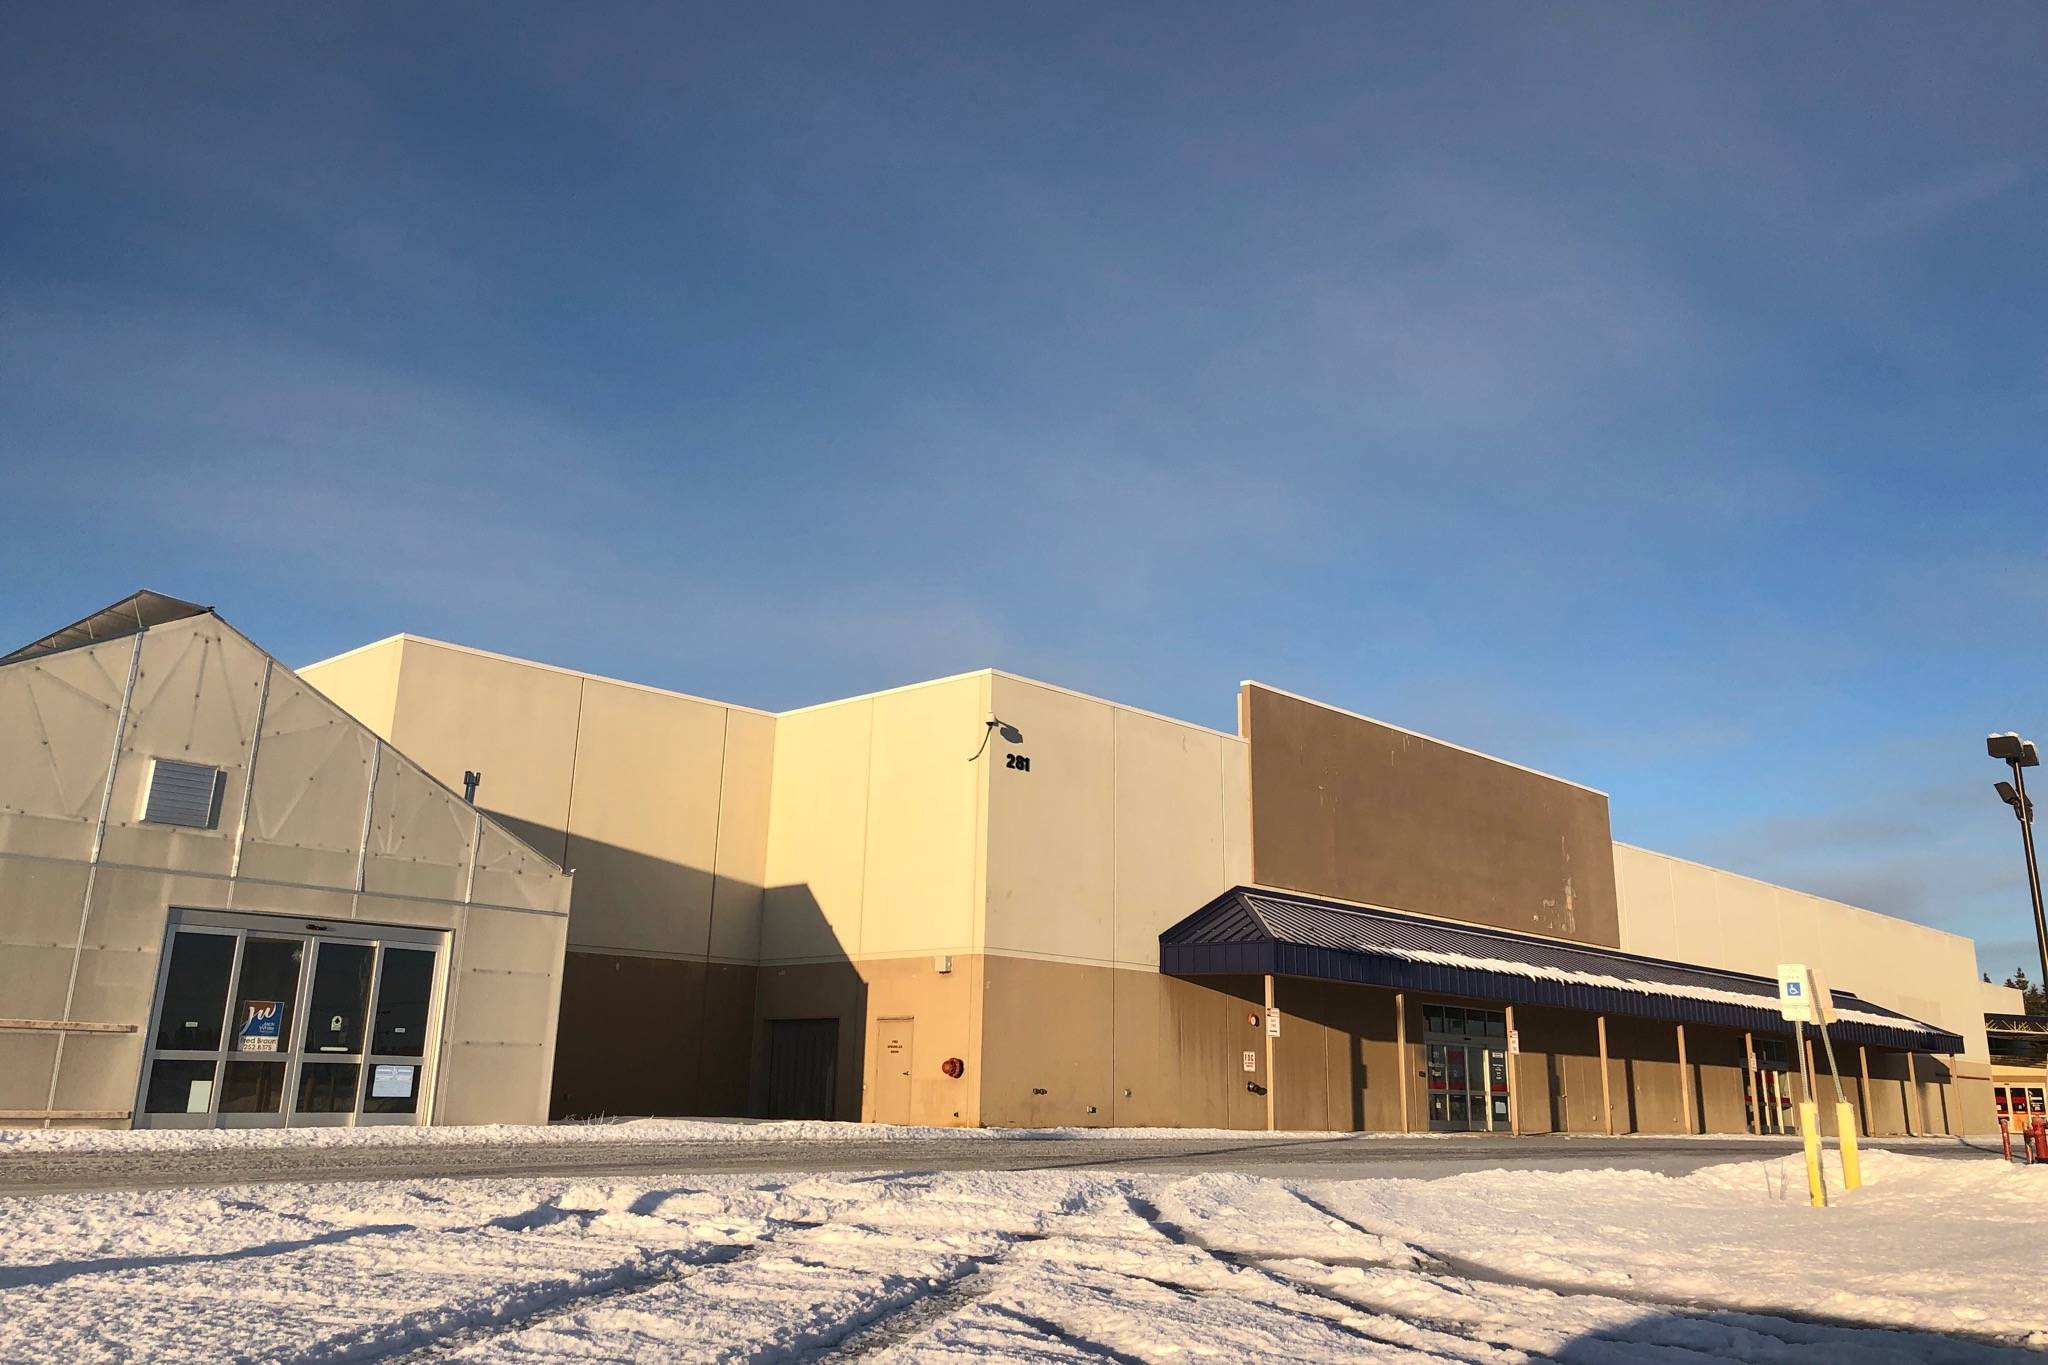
[765,1018,839,1120]
[137,910,445,1129]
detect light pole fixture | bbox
[1987,732,2048,997]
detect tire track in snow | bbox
[300,1208,827,1363]
[1270,1187,2038,1363]
[1125,1193,1527,1363]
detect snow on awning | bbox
[1160,887,1963,1054]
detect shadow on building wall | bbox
[477,815,868,1124]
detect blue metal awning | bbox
[1161,887,1962,1054]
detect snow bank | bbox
[0,1115,1416,1156]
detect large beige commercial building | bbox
[297,629,1988,1138]
[0,591,1994,1135]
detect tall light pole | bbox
[1987,732,2048,998]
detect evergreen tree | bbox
[2002,968,2048,1015]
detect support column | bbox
[1395,991,1410,1133]
[1597,1014,1614,1136]
[1744,1031,1759,1135]
[1676,1022,1694,1134]
[1904,1051,1923,1136]
[1505,1004,1521,1136]
[1263,973,1277,1133]
[1857,1044,1874,1136]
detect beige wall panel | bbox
[1614,843,1990,1061]
[562,679,726,955]
[99,619,267,877]
[349,893,461,932]
[1110,711,1233,968]
[983,678,1117,963]
[1610,847,1678,962]
[1220,738,1253,890]
[83,868,224,952]
[471,821,571,914]
[458,906,567,977]
[857,955,978,1125]
[0,639,129,860]
[761,702,874,962]
[65,946,162,1027]
[1244,685,1620,946]
[50,1031,145,1115]
[435,1042,549,1125]
[1664,859,1733,971]
[444,969,557,1049]
[709,709,775,963]
[1688,1028,1750,1134]
[1865,1051,1911,1136]
[228,882,366,924]
[364,751,475,903]
[0,857,92,947]
[1107,969,1171,1126]
[978,954,1112,1126]
[0,945,76,1020]
[387,641,582,865]
[1608,1017,1684,1134]
[0,1034,59,1111]
[860,679,982,957]
[238,669,377,891]
[297,638,403,737]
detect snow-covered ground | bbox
[1,1149,2039,1361]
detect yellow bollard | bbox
[1799,1101,1827,1207]
[1835,1101,1862,1190]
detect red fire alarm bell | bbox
[941,1057,965,1078]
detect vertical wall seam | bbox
[558,679,586,870]
[855,700,876,957]
[46,631,144,1123]
[1108,707,1120,1123]
[697,709,732,1109]
[354,739,382,893]
[228,658,274,880]
[703,710,730,963]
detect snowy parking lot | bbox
[1,1138,2043,1362]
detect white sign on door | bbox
[1242,1050,1257,1073]
[1265,1007,1281,1038]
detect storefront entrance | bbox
[1423,1003,1510,1132]
[1745,1039,1794,1135]
[136,910,446,1129]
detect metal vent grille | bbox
[143,758,223,829]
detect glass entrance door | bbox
[1423,1004,1510,1132]
[138,912,445,1130]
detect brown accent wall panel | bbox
[1242,685,1621,946]
[550,951,755,1118]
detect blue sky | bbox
[5,4,2045,978]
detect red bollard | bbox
[2000,1115,2013,1162]
[2032,1116,2048,1163]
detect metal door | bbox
[766,1018,839,1120]
[872,1017,914,1125]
